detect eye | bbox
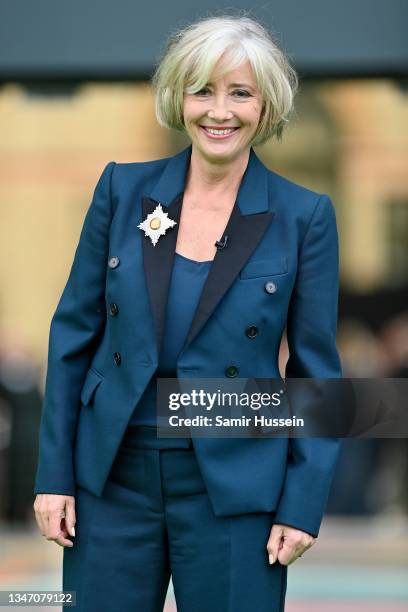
[232,89,251,98]
[194,87,211,96]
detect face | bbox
[182,58,264,165]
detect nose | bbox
[207,93,233,122]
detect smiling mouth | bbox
[200,126,240,139]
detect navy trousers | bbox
[63,426,287,611]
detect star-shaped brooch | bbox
[138,203,177,246]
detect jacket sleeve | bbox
[33,161,116,496]
[274,194,343,537]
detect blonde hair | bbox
[152,15,298,145]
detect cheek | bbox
[245,107,261,130]
[185,112,202,128]
[182,100,196,122]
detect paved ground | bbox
[0,515,407,611]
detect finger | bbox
[34,509,46,537]
[60,519,70,539]
[65,499,76,537]
[266,524,284,565]
[47,509,73,547]
[40,509,50,539]
[283,542,309,565]
[295,539,315,560]
[33,503,45,536]
[296,538,315,558]
[33,498,47,537]
[52,529,74,548]
[276,531,305,566]
[290,547,304,564]
[277,541,297,566]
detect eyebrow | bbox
[206,81,255,92]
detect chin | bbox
[201,149,236,164]
[196,140,247,163]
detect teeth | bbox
[204,127,237,135]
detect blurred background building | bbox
[0,1,407,610]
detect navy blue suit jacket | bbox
[34,145,342,537]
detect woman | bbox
[33,15,342,611]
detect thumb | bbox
[64,498,76,537]
[267,524,284,565]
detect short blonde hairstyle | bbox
[152,15,298,145]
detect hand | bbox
[266,523,316,565]
[33,494,76,548]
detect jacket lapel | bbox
[141,145,275,360]
[141,193,183,358]
[181,204,274,353]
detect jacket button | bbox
[245,325,258,338]
[109,302,119,316]
[264,281,277,294]
[108,256,120,269]
[225,365,239,378]
[113,352,122,366]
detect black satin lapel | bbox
[141,195,183,357]
[181,205,275,353]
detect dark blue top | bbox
[129,252,212,426]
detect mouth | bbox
[200,126,240,140]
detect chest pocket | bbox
[80,367,104,406]
[240,257,288,280]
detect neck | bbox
[185,147,251,203]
